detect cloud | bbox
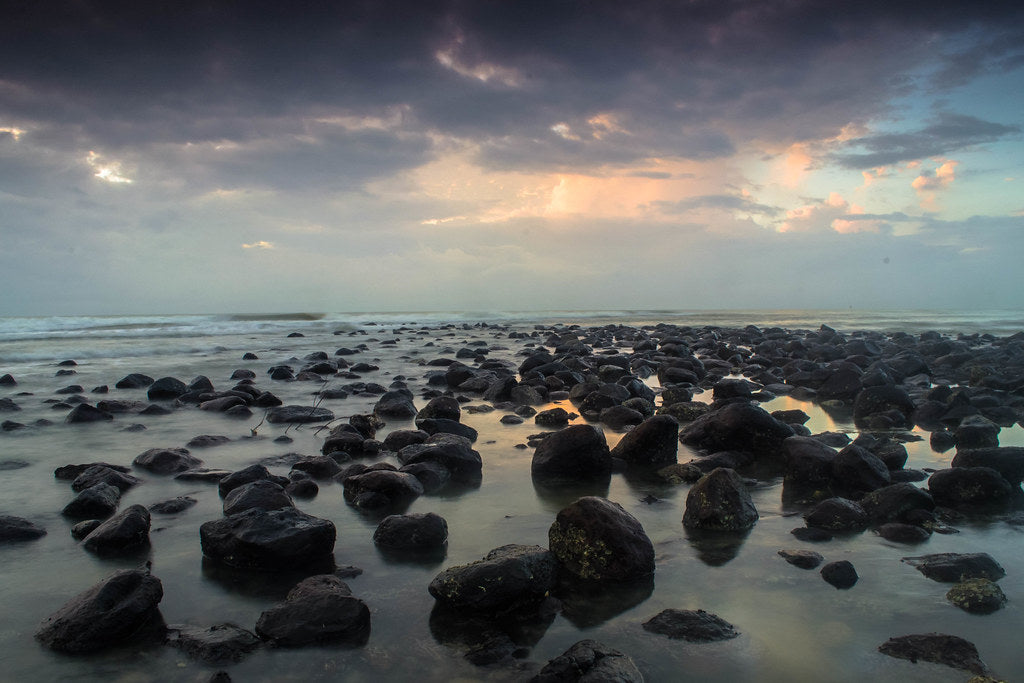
[834,114,1020,169]
[241,240,274,249]
[778,192,893,234]
[653,194,779,216]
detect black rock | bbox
[878,633,987,674]
[81,504,151,555]
[186,435,231,449]
[255,575,369,646]
[642,608,739,642]
[35,568,164,653]
[71,465,141,492]
[115,373,154,389]
[342,470,424,510]
[831,444,890,494]
[149,496,198,514]
[0,515,47,542]
[954,415,1000,449]
[782,436,837,486]
[928,467,1014,506]
[548,496,655,582]
[374,512,448,550]
[876,523,931,543]
[610,415,678,468]
[133,447,202,474]
[950,446,1024,486]
[534,407,571,427]
[62,482,121,519]
[397,434,483,484]
[679,401,794,456]
[778,549,824,569]
[820,560,858,589]
[902,552,1005,583]
[531,424,611,482]
[415,417,478,442]
[416,396,461,422]
[166,623,260,665]
[373,390,418,419]
[265,405,335,424]
[531,639,643,683]
[199,507,336,570]
[859,483,935,523]
[70,519,102,540]
[382,429,430,452]
[291,455,343,480]
[429,544,557,612]
[853,385,915,428]
[65,404,114,423]
[222,480,294,516]
[147,376,188,400]
[945,578,1007,614]
[218,464,290,497]
[804,497,868,532]
[683,468,758,531]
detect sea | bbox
[0,309,1022,682]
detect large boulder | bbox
[928,467,1014,507]
[682,468,758,531]
[71,465,141,492]
[531,424,611,481]
[950,446,1024,486]
[782,436,837,486]
[548,497,655,582]
[428,544,557,612]
[679,402,794,456]
[132,447,202,474]
[373,390,418,419]
[859,483,934,523]
[199,507,336,570]
[82,504,151,555]
[416,396,461,422]
[265,405,335,424]
[255,575,370,646]
[831,444,890,494]
[954,415,1000,449]
[531,639,643,683]
[342,470,424,510]
[373,512,448,550]
[147,377,188,400]
[610,414,678,467]
[853,385,915,428]
[397,434,483,484]
[62,482,121,519]
[803,497,869,532]
[35,568,164,653]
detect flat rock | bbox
[778,549,823,569]
[149,496,198,514]
[902,553,1006,583]
[166,623,260,665]
[265,405,335,424]
[133,447,202,474]
[429,544,557,612]
[531,639,643,683]
[0,515,47,542]
[200,507,336,570]
[878,633,987,674]
[642,608,739,642]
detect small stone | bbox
[642,608,739,642]
[778,549,824,569]
[820,560,858,589]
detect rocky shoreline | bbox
[2,319,1023,681]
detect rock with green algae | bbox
[548,497,654,582]
[946,578,1007,614]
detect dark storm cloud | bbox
[834,113,1021,169]
[4,0,1023,175]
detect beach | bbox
[1,310,1023,682]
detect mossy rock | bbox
[946,578,1007,614]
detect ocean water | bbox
[0,310,1022,682]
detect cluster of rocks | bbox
[7,319,1024,679]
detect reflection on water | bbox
[556,575,655,628]
[683,527,753,566]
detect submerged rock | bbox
[265,405,334,424]
[165,623,260,665]
[531,639,643,683]
[902,553,1006,583]
[35,568,164,653]
[878,633,987,675]
[778,549,823,569]
[133,447,202,474]
[0,515,47,543]
[642,608,739,642]
[945,578,1007,614]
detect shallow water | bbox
[1,314,1022,682]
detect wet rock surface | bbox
[878,633,987,674]
[642,608,740,642]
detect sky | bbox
[2,0,1023,316]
